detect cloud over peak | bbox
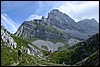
[27,14,42,21]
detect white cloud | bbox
[1,13,19,34]
[55,1,99,22]
[27,14,42,21]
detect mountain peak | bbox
[49,9,61,15]
[79,18,98,23]
[51,9,60,12]
[91,18,98,23]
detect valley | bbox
[1,9,99,66]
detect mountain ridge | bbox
[15,9,99,40]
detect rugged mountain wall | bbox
[47,9,99,40]
[15,9,99,42]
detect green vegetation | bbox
[47,33,99,66]
[1,40,18,66]
[23,36,39,42]
[75,50,99,66]
[41,45,48,51]
[58,46,69,52]
[1,35,42,66]
[1,28,99,66]
[49,39,68,46]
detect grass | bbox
[75,50,99,66]
[41,45,48,51]
[1,35,42,66]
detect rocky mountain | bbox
[47,9,99,40]
[15,9,99,43]
[15,19,77,51]
[1,9,99,66]
[47,9,77,30]
[15,17,80,49]
[68,18,99,40]
[15,20,73,41]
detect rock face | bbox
[47,9,77,30]
[1,25,17,49]
[15,19,72,51]
[32,40,64,52]
[66,18,99,40]
[25,44,43,56]
[15,9,99,42]
[47,9,99,40]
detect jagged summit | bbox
[50,9,61,13]
[90,18,98,23]
[1,9,99,66]
[15,9,99,41]
[78,18,98,22]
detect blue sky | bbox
[1,1,99,34]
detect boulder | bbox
[25,48,31,55]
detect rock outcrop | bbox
[25,44,43,56]
[1,25,17,49]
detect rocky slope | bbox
[14,17,80,50]
[1,25,73,66]
[1,25,17,49]
[32,40,64,52]
[15,19,74,41]
[47,9,99,40]
[15,9,99,43]
[1,25,45,66]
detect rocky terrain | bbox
[15,9,99,47]
[32,40,64,52]
[1,25,45,66]
[47,9,99,40]
[1,9,99,66]
[1,25,17,49]
[1,22,99,66]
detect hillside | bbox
[1,25,69,66]
[47,33,99,66]
[1,9,99,66]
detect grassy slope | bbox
[1,35,40,66]
[75,50,99,66]
[47,33,99,66]
[1,35,67,66]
